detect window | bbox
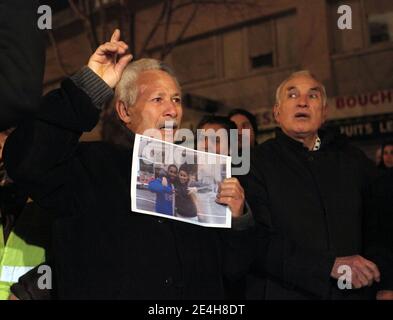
[365,0,393,44]
[251,53,273,68]
[369,18,391,43]
[329,0,364,53]
[247,12,297,70]
[329,0,393,53]
[149,12,297,85]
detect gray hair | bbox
[101,59,179,148]
[275,70,327,107]
[115,58,180,107]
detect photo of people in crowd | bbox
[132,134,231,228]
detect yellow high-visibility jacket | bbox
[0,202,49,300]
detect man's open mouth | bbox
[159,124,178,130]
[294,112,310,119]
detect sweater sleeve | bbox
[148,179,173,194]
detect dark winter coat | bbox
[241,128,379,300]
[4,73,251,299]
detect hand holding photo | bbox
[131,134,232,228]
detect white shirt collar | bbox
[312,136,321,151]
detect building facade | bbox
[45,0,393,158]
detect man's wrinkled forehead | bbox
[284,75,322,92]
[137,70,181,96]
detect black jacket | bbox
[364,168,393,290]
[241,128,378,300]
[4,74,251,299]
[0,0,45,130]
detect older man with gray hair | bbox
[242,70,393,299]
[3,30,251,299]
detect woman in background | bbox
[378,140,393,170]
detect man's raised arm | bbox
[3,30,131,207]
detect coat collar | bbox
[275,128,310,152]
[274,127,346,152]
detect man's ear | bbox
[273,104,280,123]
[115,100,131,124]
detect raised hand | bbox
[161,177,168,187]
[87,29,133,88]
[187,187,198,195]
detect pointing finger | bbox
[110,29,121,42]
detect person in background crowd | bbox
[3,30,252,299]
[0,130,13,185]
[241,70,392,300]
[197,115,237,156]
[196,115,254,299]
[228,109,258,150]
[378,140,393,170]
[0,130,52,300]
